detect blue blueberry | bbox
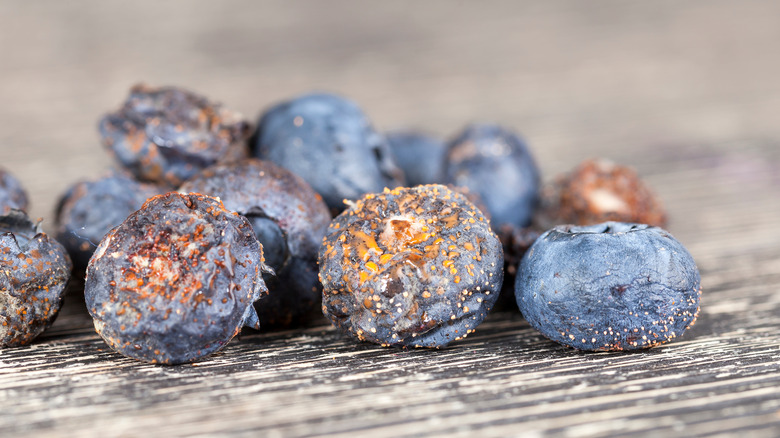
[0,210,72,347]
[99,85,251,187]
[0,168,29,214]
[319,185,504,348]
[515,222,701,351]
[444,124,540,229]
[55,172,165,270]
[386,131,446,186]
[85,192,270,364]
[252,93,404,213]
[180,159,332,328]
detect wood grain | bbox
[1,1,780,437]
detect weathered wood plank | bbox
[1,1,780,437]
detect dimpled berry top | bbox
[319,185,504,348]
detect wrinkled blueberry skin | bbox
[85,193,270,364]
[252,93,404,213]
[99,84,251,187]
[386,131,446,186]
[444,124,540,230]
[535,159,667,230]
[55,172,165,270]
[0,168,29,214]
[516,222,701,351]
[180,159,331,328]
[319,185,503,348]
[0,210,72,347]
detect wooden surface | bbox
[2,1,780,437]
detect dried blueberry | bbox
[55,172,165,270]
[386,131,446,186]
[252,93,404,213]
[319,185,503,347]
[99,84,251,187]
[444,124,540,230]
[180,159,331,328]
[535,159,667,230]
[0,168,29,214]
[516,222,701,351]
[0,210,72,347]
[85,192,270,364]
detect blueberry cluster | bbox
[5,85,701,364]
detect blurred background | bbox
[1,0,779,230]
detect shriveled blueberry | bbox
[180,159,331,328]
[252,93,404,213]
[0,210,72,347]
[55,172,165,270]
[444,124,540,230]
[319,185,503,348]
[535,159,667,230]
[0,168,29,214]
[386,131,446,186]
[85,192,271,364]
[516,222,701,351]
[99,84,251,187]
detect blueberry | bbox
[252,93,404,213]
[55,172,165,271]
[0,168,29,214]
[386,131,446,186]
[99,84,251,187]
[444,124,540,230]
[0,210,72,347]
[85,192,271,364]
[180,159,331,328]
[492,225,542,311]
[319,185,504,347]
[535,159,667,230]
[515,222,701,351]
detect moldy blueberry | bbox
[319,185,503,348]
[0,168,29,214]
[99,84,251,187]
[252,93,404,213]
[444,124,540,230]
[180,159,331,328]
[516,222,701,351]
[55,172,165,270]
[386,131,446,186]
[85,192,271,364]
[0,210,72,347]
[535,159,667,230]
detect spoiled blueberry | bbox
[0,168,29,215]
[515,221,701,351]
[535,159,667,229]
[99,84,251,187]
[0,210,72,347]
[84,192,270,364]
[319,185,504,348]
[180,159,331,328]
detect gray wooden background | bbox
[1,1,779,437]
